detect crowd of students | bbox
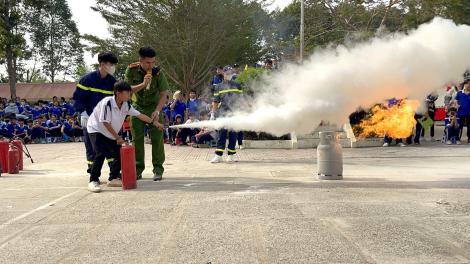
[0,95,84,144]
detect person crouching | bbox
[86,81,164,193]
[445,107,461,145]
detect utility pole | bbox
[300,0,304,65]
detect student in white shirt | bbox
[86,81,164,193]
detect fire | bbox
[354,99,419,139]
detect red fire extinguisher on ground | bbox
[12,140,23,170]
[121,143,137,189]
[0,140,9,173]
[8,145,20,174]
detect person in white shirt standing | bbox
[86,81,164,193]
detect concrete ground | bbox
[1,127,470,264]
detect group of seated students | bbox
[0,95,83,144]
[168,110,218,148]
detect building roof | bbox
[0,82,77,100]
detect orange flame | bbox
[354,99,419,139]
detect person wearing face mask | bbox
[210,65,252,163]
[31,102,42,120]
[73,52,119,179]
[5,99,19,115]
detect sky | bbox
[68,0,292,67]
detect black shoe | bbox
[153,173,162,181]
[467,139,470,143]
[136,174,142,180]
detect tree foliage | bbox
[24,0,83,82]
[86,0,265,94]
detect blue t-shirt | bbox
[63,122,73,131]
[68,104,75,116]
[5,123,17,137]
[455,91,470,116]
[171,100,186,120]
[187,98,201,117]
[163,105,171,121]
[49,107,62,117]
[31,109,42,120]
[0,110,5,116]
[48,120,61,129]
[445,117,460,127]
[16,124,27,135]
[213,75,223,85]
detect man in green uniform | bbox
[124,46,169,181]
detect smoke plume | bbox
[175,18,470,136]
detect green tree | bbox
[86,0,264,95]
[24,0,83,82]
[75,62,92,81]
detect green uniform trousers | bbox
[130,103,165,175]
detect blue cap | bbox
[223,65,233,73]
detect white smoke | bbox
[174,18,470,136]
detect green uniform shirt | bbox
[124,63,169,107]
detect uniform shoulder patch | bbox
[129,63,139,69]
[152,66,161,77]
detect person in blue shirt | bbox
[445,107,461,145]
[72,115,84,142]
[265,59,275,72]
[61,117,74,142]
[213,66,224,88]
[170,90,186,121]
[186,89,201,119]
[454,79,470,142]
[5,115,18,138]
[68,97,75,117]
[49,101,63,118]
[49,96,58,107]
[24,119,34,143]
[73,52,119,174]
[31,102,42,120]
[37,100,49,119]
[58,97,67,118]
[32,115,48,144]
[15,118,31,143]
[48,114,62,143]
[0,103,5,116]
[20,99,31,115]
[0,115,9,138]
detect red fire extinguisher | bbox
[0,140,8,173]
[120,144,136,189]
[8,146,20,174]
[12,140,23,171]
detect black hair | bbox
[113,81,132,95]
[51,114,58,118]
[188,111,196,117]
[166,95,169,99]
[10,115,16,120]
[43,101,48,105]
[265,59,273,64]
[199,110,208,116]
[26,119,33,123]
[189,89,196,94]
[35,115,42,119]
[52,96,57,99]
[217,66,223,70]
[18,118,24,122]
[98,52,118,64]
[464,79,470,85]
[138,46,157,59]
[34,102,39,106]
[8,99,14,103]
[449,107,458,113]
[60,97,65,102]
[38,100,43,103]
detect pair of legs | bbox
[458,115,470,141]
[384,136,404,145]
[237,132,243,146]
[84,127,114,175]
[212,129,238,163]
[87,133,122,192]
[130,105,165,177]
[180,128,200,145]
[191,134,214,146]
[122,130,132,140]
[406,114,423,145]
[49,128,61,142]
[447,125,461,141]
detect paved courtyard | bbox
[1,132,470,263]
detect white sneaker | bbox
[42,140,46,144]
[239,145,244,150]
[87,181,101,193]
[446,140,452,145]
[211,155,223,163]
[75,138,79,142]
[421,137,426,142]
[397,143,406,147]
[227,155,238,162]
[107,178,122,187]
[430,137,436,142]
[383,142,389,147]
[456,140,462,145]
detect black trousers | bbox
[88,132,121,182]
